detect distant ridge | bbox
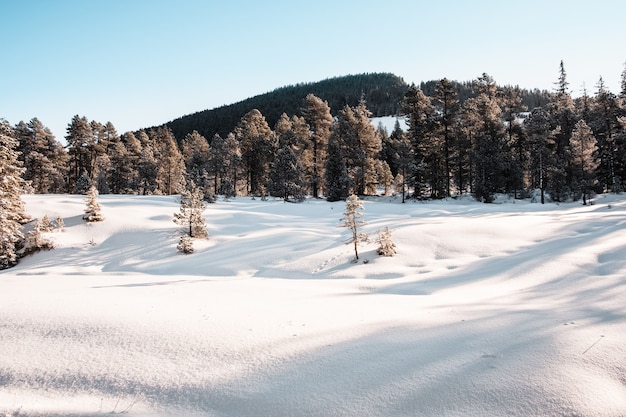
[161,73,409,141]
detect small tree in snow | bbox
[177,235,194,254]
[40,215,54,232]
[22,220,54,255]
[55,216,64,231]
[376,226,397,257]
[174,181,208,239]
[341,194,368,261]
[83,186,104,222]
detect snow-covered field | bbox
[1,193,625,417]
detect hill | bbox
[163,73,409,141]
[1,193,625,416]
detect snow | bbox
[1,193,626,416]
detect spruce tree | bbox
[0,119,30,269]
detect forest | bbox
[2,62,626,267]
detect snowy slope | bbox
[1,193,625,416]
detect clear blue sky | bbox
[1,0,624,141]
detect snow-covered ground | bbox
[1,193,625,417]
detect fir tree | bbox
[0,119,30,269]
[325,134,351,202]
[83,185,104,222]
[174,182,208,239]
[341,194,368,261]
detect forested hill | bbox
[162,73,409,141]
[156,73,551,142]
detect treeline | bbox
[3,62,626,205]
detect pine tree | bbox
[235,109,276,196]
[301,94,333,198]
[152,127,186,195]
[569,119,598,204]
[435,78,460,197]
[324,134,351,202]
[524,107,555,204]
[182,130,210,189]
[376,226,397,257]
[341,194,368,261]
[83,185,104,222]
[269,145,306,202]
[65,115,95,192]
[403,84,436,198]
[0,119,30,269]
[174,182,208,239]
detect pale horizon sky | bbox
[1,0,625,141]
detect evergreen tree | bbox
[65,115,95,191]
[524,107,555,204]
[0,119,30,269]
[137,144,159,195]
[588,78,623,192]
[16,118,67,193]
[341,194,368,261]
[376,226,396,257]
[547,61,577,200]
[501,86,528,197]
[181,130,210,190]
[152,127,186,195]
[173,182,208,238]
[268,145,306,201]
[403,84,435,198]
[22,219,54,256]
[301,94,333,198]
[235,109,276,196]
[435,78,460,197]
[177,235,194,254]
[324,134,351,202]
[83,185,104,222]
[469,74,508,202]
[569,119,599,204]
[74,170,92,194]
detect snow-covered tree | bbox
[341,194,368,261]
[83,185,104,222]
[0,119,30,269]
[174,182,208,239]
[177,235,194,254]
[376,226,397,257]
[22,219,54,256]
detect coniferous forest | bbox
[2,64,626,262]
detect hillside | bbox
[155,73,552,142]
[1,193,625,416]
[163,73,408,141]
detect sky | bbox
[1,0,625,142]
